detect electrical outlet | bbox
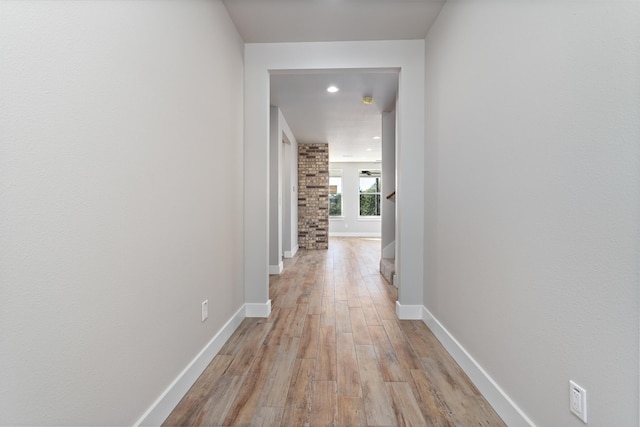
[201,299,208,322]
[570,380,587,423]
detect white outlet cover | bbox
[201,299,209,322]
[569,380,587,423]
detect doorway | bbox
[244,40,425,319]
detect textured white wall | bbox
[329,162,382,236]
[424,1,639,425]
[0,1,245,424]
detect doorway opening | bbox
[243,40,425,319]
[268,68,399,291]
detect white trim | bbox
[421,306,536,427]
[133,305,246,426]
[395,301,422,319]
[284,245,298,259]
[269,262,283,275]
[245,299,272,318]
[329,232,381,238]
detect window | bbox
[359,170,381,216]
[329,169,343,217]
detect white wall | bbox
[0,1,245,425]
[381,110,396,256]
[329,162,382,237]
[424,1,640,426]
[282,130,299,259]
[269,107,298,272]
[269,107,283,272]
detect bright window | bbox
[359,170,381,216]
[329,169,343,217]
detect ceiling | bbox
[270,69,398,162]
[222,0,446,162]
[222,0,446,43]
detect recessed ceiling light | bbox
[373,136,381,140]
[366,148,373,151]
[327,86,339,93]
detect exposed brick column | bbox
[298,144,329,249]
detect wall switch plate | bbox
[201,299,208,322]
[570,380,587,423]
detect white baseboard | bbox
[395,301,423,319]
[421,306,535,427]
[269,262,283,275]
[381,241,395,259]
[133,305,246,426]
[245,299,272,318]
[329,232,381,237]
[284,245,298,259]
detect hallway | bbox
[163,237,505,426]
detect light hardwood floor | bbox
[163,237,506,427]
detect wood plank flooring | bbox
[163,237,506,427]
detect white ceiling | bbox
[222,0,446,43]
[222,0,446,162]
[271,70,399,162]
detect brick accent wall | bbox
[298,143,329,249]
